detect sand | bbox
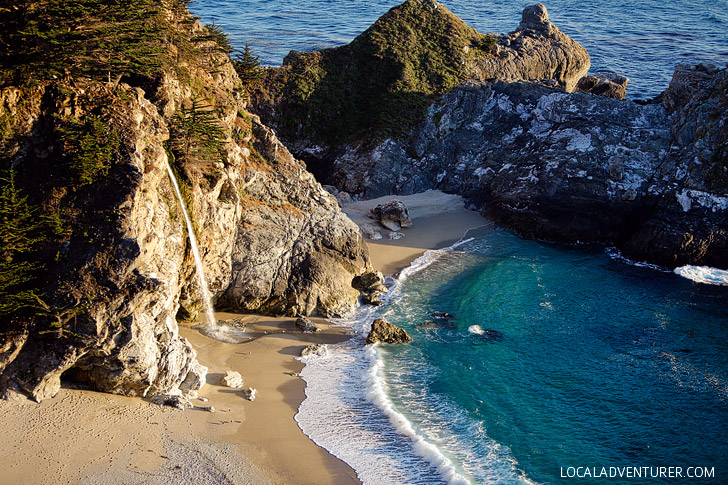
[0,190,487,484]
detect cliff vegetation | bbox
[253,0,496,147]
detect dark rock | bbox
[577,71,629,100]
[432,311,453,320]
[317,64,728,269]
[352,271,388,306]
[368,200,413,232]
[295,316,321,333]
[366,319,413,344]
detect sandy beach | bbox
[0,190,487,484]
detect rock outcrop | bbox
[368,200,413,232]
[321,63,728,268]
[0,1,371,402]
[577,71,630,100]
[252,1,589,166]
[366,319,413,344]
[472,3,590,93]
[295,316,320,333]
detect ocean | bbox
[190,1,728,483]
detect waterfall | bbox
[165,160,217,327]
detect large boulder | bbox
[366,319,413,344]
[368,200,413,232]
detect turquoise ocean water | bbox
[191,1,728,482]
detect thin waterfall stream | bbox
[165,160,217,328]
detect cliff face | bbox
[0,1,371,401]
[324,63,728,268]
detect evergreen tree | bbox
[0,169,43,317]
[233,42,263,89]
[170,96,227,165]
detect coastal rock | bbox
[252,1,589,180]
[366,319,413,344]
[151,393,191,410]
[352,271,388,306]
[577,71,629,100]
[360,223,383,240]
[388,232,405,240]
[222,371,244,389]
[243,387,257,401]
[300,344,327,357]
[295,316,320,333]
[318,64,728,268]
[368,200,413,232]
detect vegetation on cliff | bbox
[253,0,496,147]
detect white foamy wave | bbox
[398,237,475,282]
[296,313,453,484]
[364,345,471,484]
[605,247,669,272]
[674,265,728,286]
[468,325,485,335]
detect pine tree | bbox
[170,96,227,165]
[0,169,43,317]
[233,42,263,89]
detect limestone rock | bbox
[388,231,405,240]
[295,316,320,333]
[577,71,629,100]
[366,319,413,345]
[368,200,413,232]
[222,371,244,389]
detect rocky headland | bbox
[0,1,373,402]
[253,0,727,269]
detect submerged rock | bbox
[366,319,413,344]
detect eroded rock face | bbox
[325,63,728,268]
[366,319,413,344]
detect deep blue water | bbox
[376,231,728,483]
[191,0,728,98]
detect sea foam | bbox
[674,265,728,286]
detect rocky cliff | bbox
[324,63,728,268]
[0,1,371,402]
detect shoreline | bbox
[0,190,488,484]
